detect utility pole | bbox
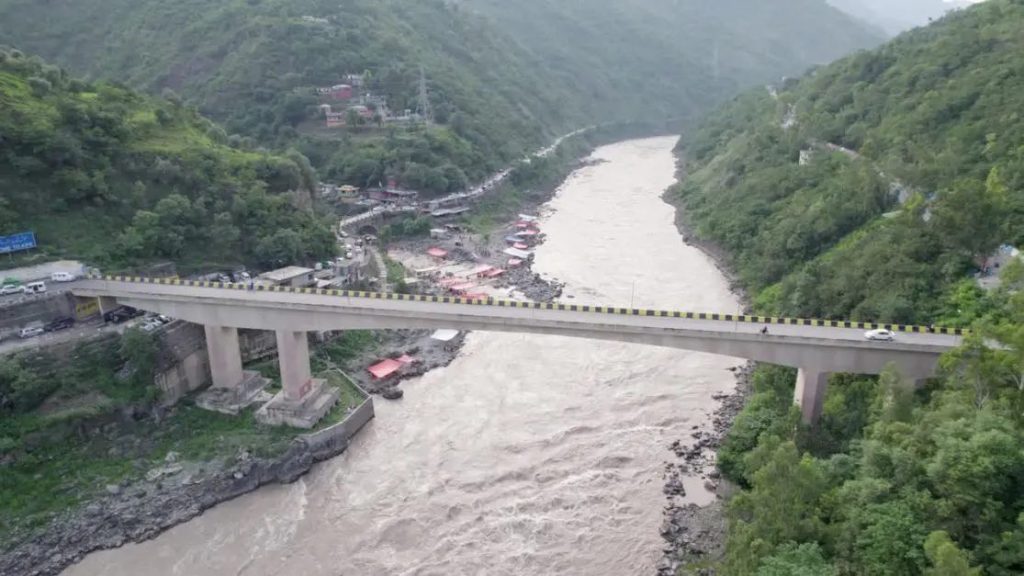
[417,65,432,124]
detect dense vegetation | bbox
[0,0,881,195]
[673,2,1024,574]
[677,0,1024,324]
[0,48,335,271]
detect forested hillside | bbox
[0,48,335,270]
[0,0,881,193]
[673,2,1024,574]
[677,0,1024,325]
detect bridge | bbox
[73,277,965,426]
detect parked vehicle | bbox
[24,281,46,294]
[50,271,78,282]
[19,325,45,339]
[44,317,75,332]
[0,283,25,296]
[141,320,161,333]
[864,329,896,342]
[104,306,142,324]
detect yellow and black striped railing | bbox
[88,275,968,336]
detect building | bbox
[326,111,346,128]
[258,266,316,288]
[345,73,365,88]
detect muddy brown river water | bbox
[64,136,742,576]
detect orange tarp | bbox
[368,358,402,379]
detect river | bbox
[63,136,742,576]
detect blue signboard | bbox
[0,232,37,254]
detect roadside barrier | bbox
[88,275,968,336]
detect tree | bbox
[924,531,982,576]
[724,442,828,573]
[757,543,836,576]
[210,212,241,255]
[931,168,1008,262]
[120,328,157,397]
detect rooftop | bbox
[258,266,315,282]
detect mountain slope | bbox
[459,0,884,122]
[677,0,1023,323]
[0,48,334,271]
[828,0,976,34]
[0,0,882,192]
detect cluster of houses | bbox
[315,73,423,129]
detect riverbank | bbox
[0,368,372,576]
[656,152,752,575]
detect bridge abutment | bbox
[794,367,830,425]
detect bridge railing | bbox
[83,275,969,336]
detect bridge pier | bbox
[205,326,244,389]
[794,367,830,425]
[255,330,339,429]
[195,325,269,415]
[276,330,314,400]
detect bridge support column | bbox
[204,325,244,389]
[195,325,269,415]
[255,331,339,429]
[794,367,830,425]
[276,330,313,400]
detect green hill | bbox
[0,0,882,193]
[674,3,1024,575]
[0,48,335,271]
[676,0,1024,324]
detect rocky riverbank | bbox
[657,363,753,575]
[0,400,373,576]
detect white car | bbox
[864,329,896,342]
[0,284,25,296]
[19,326,44,339]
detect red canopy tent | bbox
[513,242,529,250]
[426,247,448,259]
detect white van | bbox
[51,271,77,282]
[25,281,46,294]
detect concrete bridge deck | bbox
[73,277,966,424]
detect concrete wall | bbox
[0,293,76,341]
[302,394,375,462]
